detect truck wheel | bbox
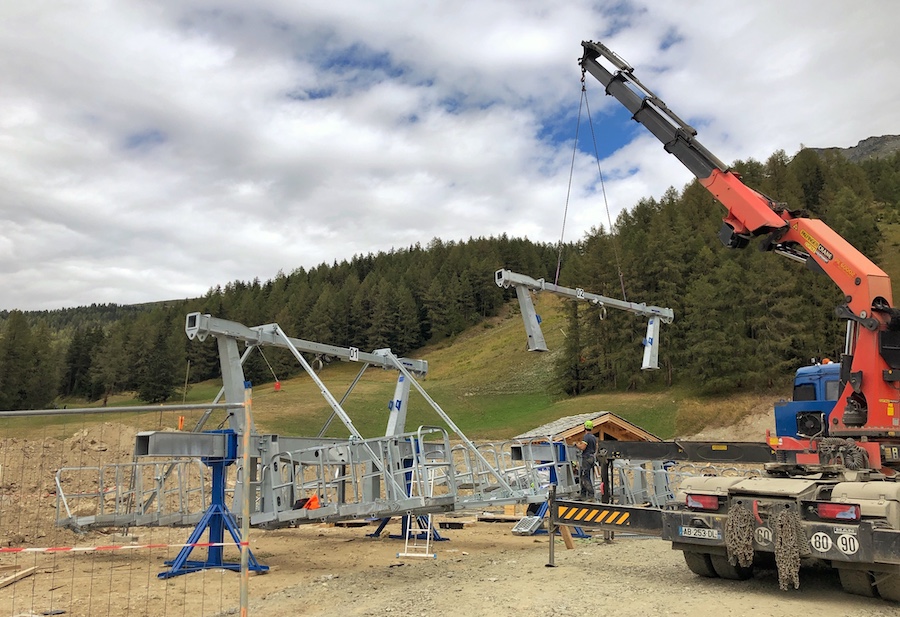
[709,554,754,580]
[682,551,718,578]
[876,573,900,602]
[837,569,876,597]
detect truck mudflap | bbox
[552,499,663,535]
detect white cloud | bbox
[1,0,899,310]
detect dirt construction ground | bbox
[4,513,900,617]
[1,422,899,617]
[242,518,900,617]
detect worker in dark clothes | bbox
[577,420,598,500]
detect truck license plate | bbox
[679,526,721,540]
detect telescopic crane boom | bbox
[579,40,900,460]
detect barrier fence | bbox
[609,459,765,508]
[0,398,767,616]
[0,404,248,617]
[0,402,575,616]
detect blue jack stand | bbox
[367,447,447,542]
[159,430,269,579]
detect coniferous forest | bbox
[1,147,899,410]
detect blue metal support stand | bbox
[398,514,445,541]
[367,514,446,541]
[367,516,392,538]
[159,430,269,578]
[367,446,447,542]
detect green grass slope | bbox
[878,222,900,284]
[180,293,782,442]
[20,293,787,443]
[167,223,900,442]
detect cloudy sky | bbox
[2,1,899,311]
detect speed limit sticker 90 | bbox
[810,532,859,555]
[836,534,859,555]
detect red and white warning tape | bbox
[0,541,249,554]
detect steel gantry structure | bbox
[55,313,582,532]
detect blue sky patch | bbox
[540,95,640,159]
[285,87,334,101]
[319,43,405,80]
[123,129,166,151]
[659,27,683,51]
[595,0,642,39]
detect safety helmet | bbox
[584,420,594,430]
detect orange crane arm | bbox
[579,40,900,439]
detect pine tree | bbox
[554,300,588,395]
[423,277,452,340]
[306,285,339,345]
[0,312,57,410]
[367,279,397,351]
[133,312,181,404]
[790,148,827,212]
[61,326,105,399]
[826,186,882,261]
[392,284,422,355]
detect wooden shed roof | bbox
[514,411,661,444]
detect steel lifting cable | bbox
[554,79,585,286]
[555,68,628,299]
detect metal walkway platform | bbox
[57,428,579,530]
[55,314,581,532]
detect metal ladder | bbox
[397,512,437,559]
[397,464,437,559]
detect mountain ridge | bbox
[810,134,900,163]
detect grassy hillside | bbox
[98,217,900,443]
[149,293,783,442]
[25,293,797,443]
[878,222,900,284]
[207,223,900,441]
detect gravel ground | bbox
[3,419,898,617]
[241,518,898,617]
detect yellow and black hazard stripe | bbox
[553,500,663,535]
[558,504,632,525]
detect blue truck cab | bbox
[774,362,842,439]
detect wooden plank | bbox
[559,525,575,550]
[0,564,22,573]
[0,566,36,589]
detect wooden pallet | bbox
[476,513,519,523]
[438,518,475,529]
[333,520,372,528]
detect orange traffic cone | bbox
[303,494,320,510]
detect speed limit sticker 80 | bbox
[810,532,859,555]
